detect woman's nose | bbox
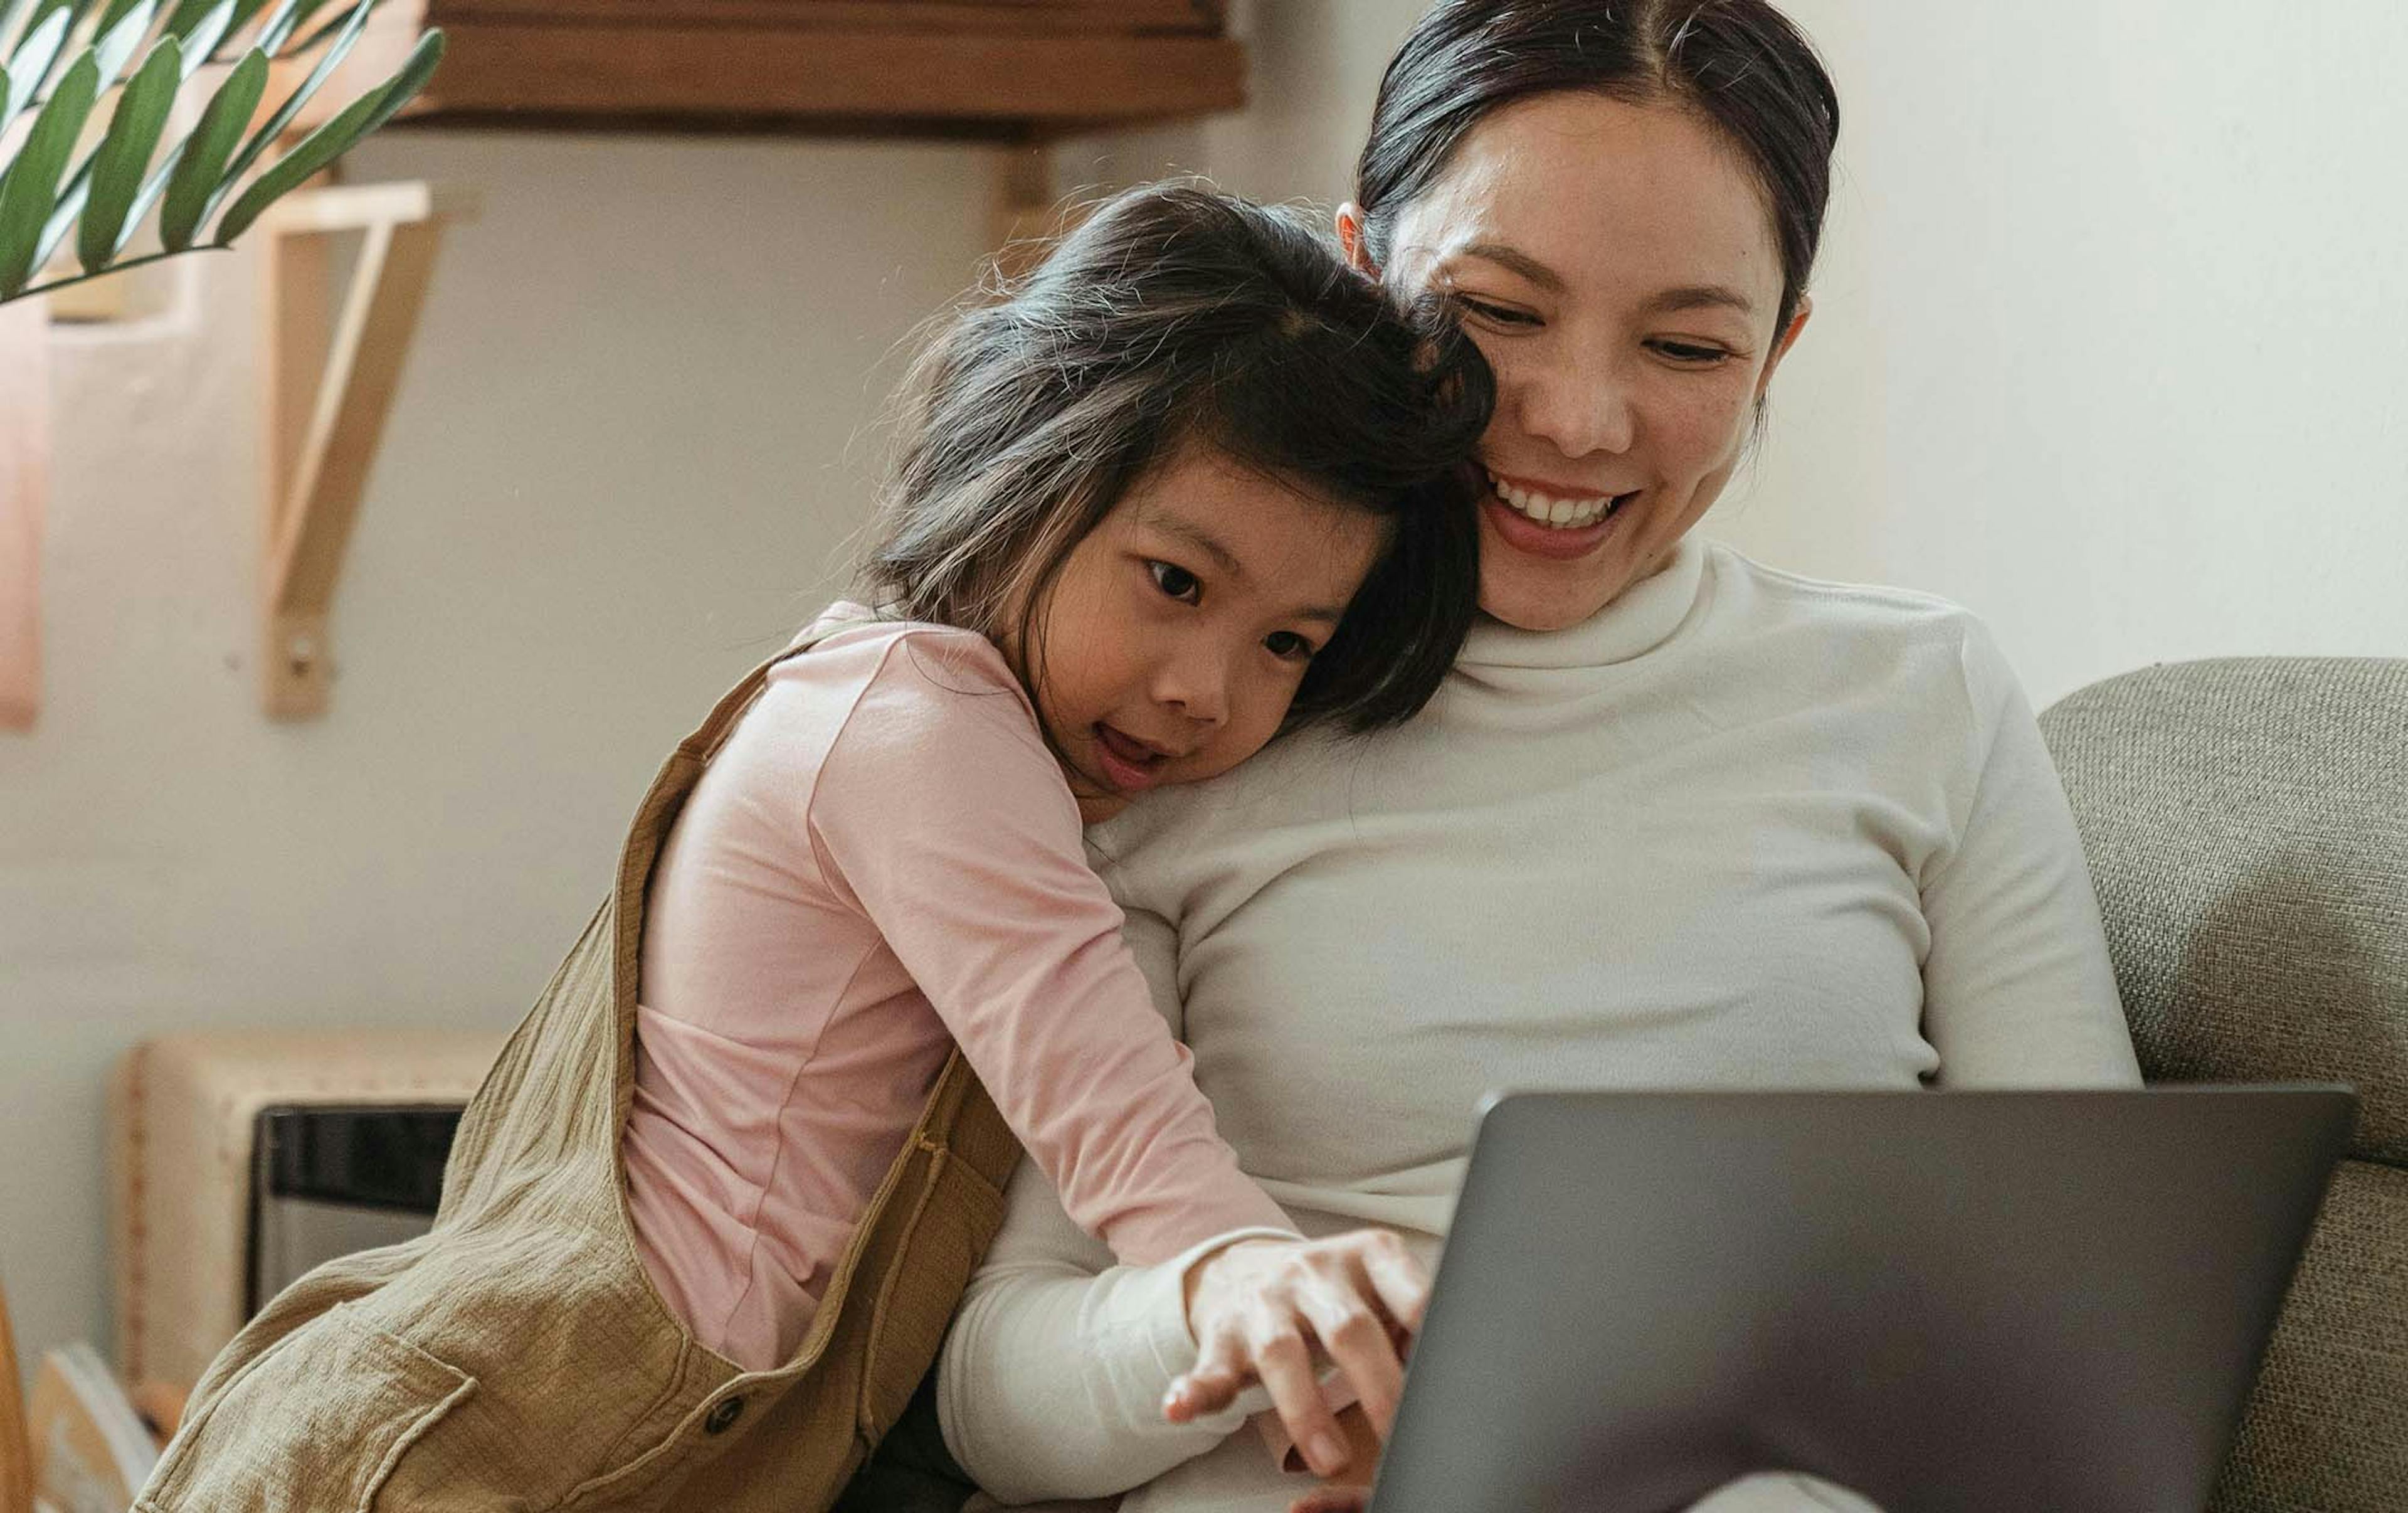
[1516,350,1637,460]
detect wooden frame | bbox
[256,183,462,719]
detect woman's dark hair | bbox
[1356,0,1840,335]
[865,182,1494,733]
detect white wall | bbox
[1066,0,2408,707]
[1,131,993,1370]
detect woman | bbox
[932,3,2140,1510]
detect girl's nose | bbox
[1153,645,1230,727]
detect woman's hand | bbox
[1163,1229,1429,1480]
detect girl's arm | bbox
[934,905,1428,1500]
[1920,623,2143,1088]
[937,1159,1257,1502]
[810,635,1297,1262]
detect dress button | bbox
[705,1397,745,1435]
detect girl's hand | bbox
[1164,1229,1429,1479]
[1286,1403,1382,1513]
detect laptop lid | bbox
[1368,1086,2355,1513]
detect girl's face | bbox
[1023,446,1386,824]
[1349,92,1812,632]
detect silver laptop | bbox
[1368,1086,2355,1513]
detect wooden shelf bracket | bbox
[258,181,466,719]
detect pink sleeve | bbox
[808,634,1292,1264]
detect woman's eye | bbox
[1453,294,1539,329]
[1650,339,1732,365]
[1263,630,1318,662]
[1148,561,1201,603]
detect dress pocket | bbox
[137,1302,477,1513]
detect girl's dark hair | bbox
[1357,0,1840,335]
[865,182,1494,733]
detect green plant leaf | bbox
[2,3,40,59]
[214,0,366,187]
[242,0,295,49]
[1,4,71,130]
[31,147,88,266]
[157,41,260,249]
[160,0,221,50]
[0,46,97,294]
[280,0,353,56]
[213,23,435,244]
[77,29,175,267]
[261,0,347,56]
[88,0,154,85]
[31,0,102,77]
[168,0,230,70]
[115,129,182,241]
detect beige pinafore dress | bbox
[135,634,1022,1511]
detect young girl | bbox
[136,184,1492,1513]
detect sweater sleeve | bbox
[937,903,1277,1502]
[809,635,1294,1261]
[1918,622,2143,1088]
[937,1164,1269,1501]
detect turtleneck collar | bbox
[1458,533,1711,671]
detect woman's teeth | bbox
[1489,474,1624,529]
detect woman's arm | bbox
[1920,624,2143,1087]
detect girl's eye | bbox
[1263,630,1318,662]
[1452,294,1540,329]
[1148,560,1201,603]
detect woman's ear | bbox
[1335,203,1381,279]
[1756,295,1814,398]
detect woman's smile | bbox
[1482,467,1637,561]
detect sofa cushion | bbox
[2040,658,2408,1167]
[2210,1157,2408,1512]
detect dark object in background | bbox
[248,1105,463,1314]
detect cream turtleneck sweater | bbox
[936,538,2140,1512]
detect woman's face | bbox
[1350,92,1812,631]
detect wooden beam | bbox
[430,1,1222,33]
[409,23,1245,130]
[257,188,455,719]
[0,295,45,733]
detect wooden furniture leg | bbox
[1,1273,33,1513]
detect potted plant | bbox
[1,0,443,305]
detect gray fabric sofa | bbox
[2041,657,2408,1512]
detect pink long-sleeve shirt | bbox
[621,610,1291,1372]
